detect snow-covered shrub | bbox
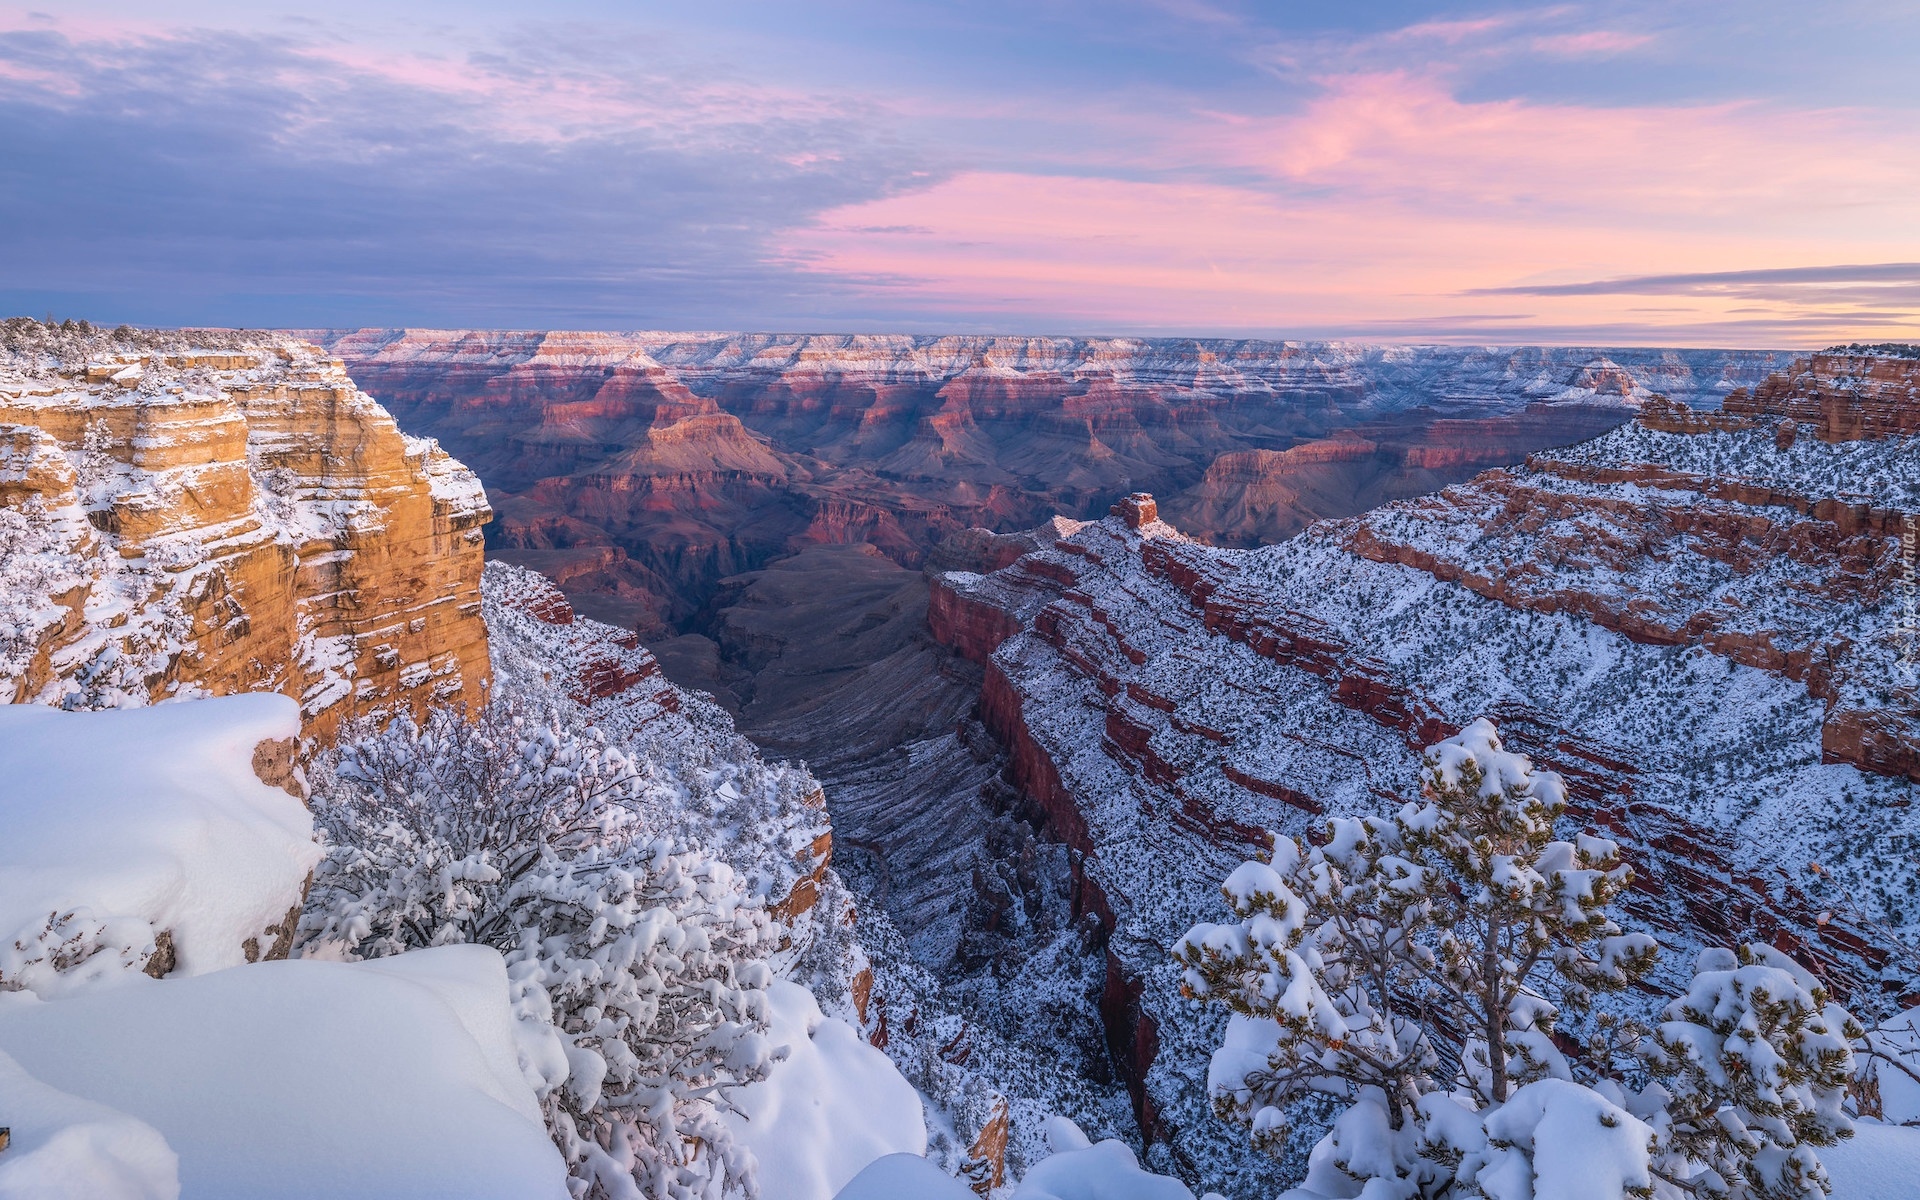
[301,699,783,1200]
[1174,718,1659,1197]
[1633,945,1860,1200]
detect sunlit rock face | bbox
[0,326,490,739]
[922,352,1920,1191]
[305,329,1790,634]
[1726,350,1920,440]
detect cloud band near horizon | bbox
[2,2,1917,346]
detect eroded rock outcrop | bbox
[0,326,490,739]
[1726,351,1920,440]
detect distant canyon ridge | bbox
[303,331,1791,702]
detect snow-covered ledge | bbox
[0,695,320,993]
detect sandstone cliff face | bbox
[924,354,1920,1190]
[0,326,490,740]
[304,330,1784,636]
[1726,351,1920,440]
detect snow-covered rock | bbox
[0,694,318,992]
[726,979,928,1200]
[482,561,835,922]
[0,323,491,736]
[1011,1118,1201,1200]
[925,354,1920,1190]
[832,1153,978,1200]
[0,945,567,1200]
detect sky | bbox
[2,1,1918,346]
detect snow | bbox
[1868,1005,1920,1124]
[833,1121,1221,1198]
[1422,717,1564,812]
[725,979,928,1200]
[601,333,1788,414]
[1461,1080,1653,1200]
[0,1047,178,1200]
[1011,1129,1201,1200]
[1819,1122,1920,1199]
[0,946,568,1200]
[952,488,1920,1190]
[832,1154,977,1200]
[831,1119,1217,1200]
[481,562,833,915]
[0,694,319,990]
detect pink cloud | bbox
[1200,72,1918,221]
[1531,30,1656,56]
[779,74,1920,341]
[1390,16,1516,45]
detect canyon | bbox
[925,351,1920,1190]
[282,329,1864,1187]
[303,331,1788,651]
[9,323,1915,1195]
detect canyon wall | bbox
[304,330,1789,635]
[926,352,1920,1192]
[0,324,491,740]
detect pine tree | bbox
[1638,945,1860,1200]
[1403,719,1658,1105]
[1175,718,1658,1196]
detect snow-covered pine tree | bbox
[1636,945,1860,1200]
[1172,810,1437,1153]
[300,699,782,1200]
[1174,718,1658,1197]
[1404,718,1659,1105]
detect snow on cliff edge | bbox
[0,694,319,991]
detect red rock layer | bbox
[305,330,1696,634]
[1725,352,1920,440]
[925,351,1920,1151]
[934,510,1914,1154]
[1161,403,1630,547]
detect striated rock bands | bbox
[301,329,1788,634]
[0,328,490,739]
[925,354,1920,1192]
[1726,351,1920,440]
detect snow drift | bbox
[0,694,318,992]
[0,945,567,1200]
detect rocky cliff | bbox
[0,322,491,740]
[926,353,1920,1191]
[302,330,1788,636]
[1727,351,1920,439]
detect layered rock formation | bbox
[1163,404,1631,546]
[0,323,490,739]
[926,352,1920,1192]
[1727,351,1920,439]
[304,330,1788,636]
